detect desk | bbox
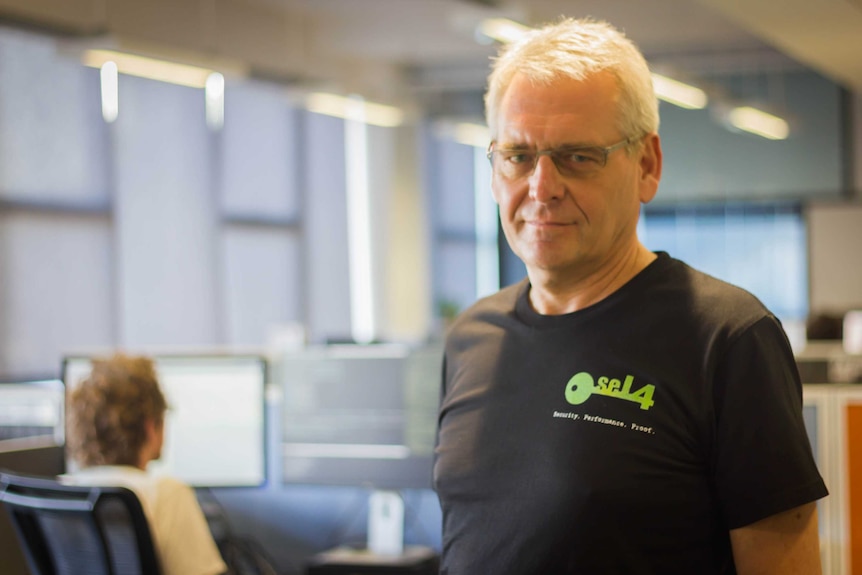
[306,545,438,575]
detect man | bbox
[64,353,227,575]
[433,17,827,575]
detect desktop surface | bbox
[306,545,439,575]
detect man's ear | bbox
[143,417,156,441]
[490,172,502,205]
[638,133,662,204]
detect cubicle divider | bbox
[804,383,862,575]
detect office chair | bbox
[0,470,162,575]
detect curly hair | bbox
[66,354,167,468]
[485,17,659,144]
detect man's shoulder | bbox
[684,262,766,310]
[442,280,527,354]
[654,254,774,332]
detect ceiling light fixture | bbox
[99,61,119,123]
[727,106,789,140]
[305,93,404,127]
[451,123,490,148]
[476,18,531,44]
[651,73,708,110]
[83,49,215,88]
[205,72,225,130]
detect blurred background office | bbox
[0,0,861,574]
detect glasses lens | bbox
[552,147,607,175]
[493,150,537,180]
[490,141,624,180]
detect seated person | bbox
[63,353,227,575]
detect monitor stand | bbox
[367,490,404,555]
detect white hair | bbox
[485,17,659,142]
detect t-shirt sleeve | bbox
[151,478,227,575]
[711,315,828,529]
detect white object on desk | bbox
[367,490,404,556]
[845,310,862,355]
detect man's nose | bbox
[528,154,565,201]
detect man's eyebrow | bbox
[496,141,599,150]
[494,142,532,150]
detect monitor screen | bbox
[279,344,442,490]
[0,379,64,446]
[63,354,267,488]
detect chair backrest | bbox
[0,470,163,575]
[0,443,67,575]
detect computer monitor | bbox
[62,354,267,488]
[0,379,64,446]
[0,379,67,575]
[278,344,442,490]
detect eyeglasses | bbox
[486,136,636,180]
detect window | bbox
[640,203,807,322]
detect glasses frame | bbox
[486,136,637,179]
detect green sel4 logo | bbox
[565,372,655,411]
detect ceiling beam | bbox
[694,0,862,91]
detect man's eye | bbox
[504,152,533,165]
[561,150,601,164]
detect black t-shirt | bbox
[433,252,827,575]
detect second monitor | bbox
[279,344,442,490]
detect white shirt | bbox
[62,466,227,575]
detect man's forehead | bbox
[503,69,619,99]
[495,77,620,146]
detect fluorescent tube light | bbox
[452,123,490,148]
[651,73,708,109]
[83,49,214,88]
[306,92,403,127]
[345,96,376,344]
[727,106,789,140]
[205,72,225,130]
[477,18,531,44]
[100,61,119,123]
[305,92,348,117]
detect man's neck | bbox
[527,244,656,315]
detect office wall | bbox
[114,76,221,347]
[384,125,433,342]
[854,90,862,199]
[0,25,433,376]
[220,83,304,347]
[804,89,862,319]
[429,134,480,316]
[0,30,114,376]
[808,203,862,315]
[304,112,352,343]
[658,70,843,203]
